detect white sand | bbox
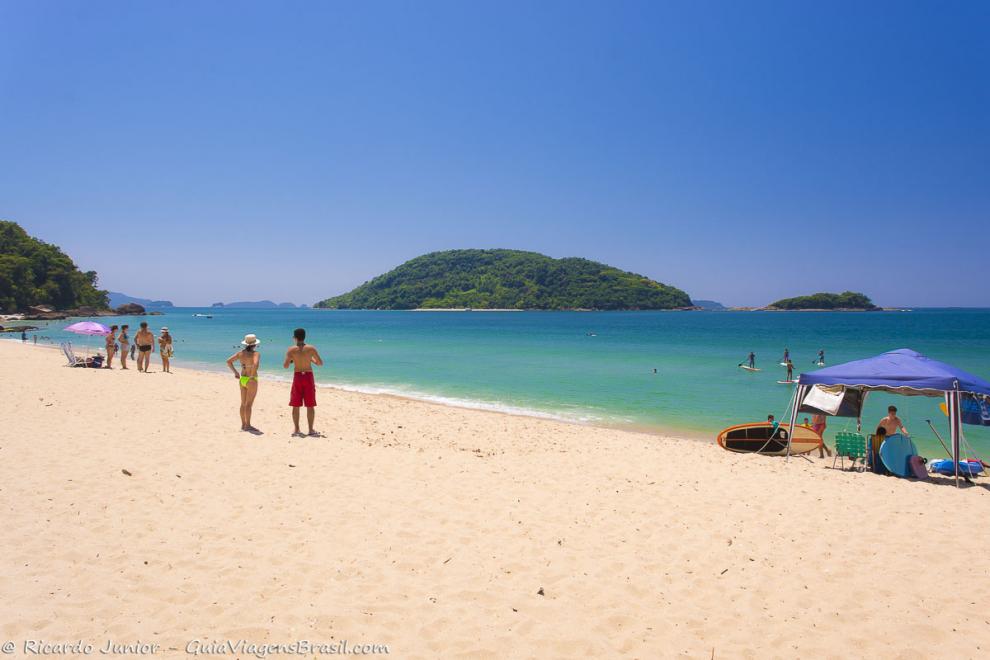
[1,340,987,658]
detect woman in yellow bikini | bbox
[226,333,262,433]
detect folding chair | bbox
[833,431,868,471]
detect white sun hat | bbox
[241,333,261,347]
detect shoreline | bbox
[22,338,713,443]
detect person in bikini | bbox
[135,321,155,372]
[158,327,173,373]
[283,327,324,437]
[104,325,118,369]
[118,324,130,369]
[226,333,262,433]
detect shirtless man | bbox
[283,328,324,437]
[135,321,155,372]
[878,405,909,436]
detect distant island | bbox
[108,292,174,309]
[211,300,299,309]
[766,291,880,311]
[691,299,726,311]
[0,220,108,313]
[315,249,692,311]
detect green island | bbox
[767,291,880,311]
[0,220,108,313]
[315,249,692,311]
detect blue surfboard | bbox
[879,434,918,477]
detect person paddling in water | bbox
[816,349,825,366]
[782,348,790,364]
[227,334,262,434]
[283,327,324,437]
[785,359,794,381]
[746,352,756,369]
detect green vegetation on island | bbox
[0,220,109,312]
[767,291,879,311]
[315,249,692,311]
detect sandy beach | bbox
[1,339,988,659]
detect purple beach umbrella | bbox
[64,321,111,336]
[63,321,111,358]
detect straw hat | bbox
[241,333,261,347]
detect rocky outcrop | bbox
[115,302,146,315]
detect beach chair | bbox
[833,431,868,471]
[61,341,100,368]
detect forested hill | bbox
[767,291,880,310]
[0,220,109,312]
[315,249,692,310]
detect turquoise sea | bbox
[10,308,990,458]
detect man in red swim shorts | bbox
[283,328,324,437]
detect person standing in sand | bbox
[118,324,130,369]
[158,327,173,373]
[227,334,262,433]
[104,325,118,369]
[135,321,155,372]
[878,405,908,436]
[811,412,832,458]
[283,327,324,437]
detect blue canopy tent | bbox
[786,349,990,485]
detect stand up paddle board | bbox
[716,422,822,456]
[777,380,797,384]
[739,365,760,372]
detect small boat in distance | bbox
[192,313,213,319]
[716,422,822,456]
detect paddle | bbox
[924,419,953,459]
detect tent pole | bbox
[786,385,804,461]
[949,387,962,487]
[857,390,868,432]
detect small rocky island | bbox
[764,291,881,311]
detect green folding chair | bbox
[833,432,868,471]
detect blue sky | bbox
[1,1,987,306]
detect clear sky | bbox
[1,1,987,307]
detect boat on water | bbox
[192,313,213,318]
[716,422,822,456]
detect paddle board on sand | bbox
[716,422,822,456]
[739,365,761,372]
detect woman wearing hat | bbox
[226,334,262,433]
[158,327,174,373]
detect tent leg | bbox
[947,390,961,487]
[786,385,805,461]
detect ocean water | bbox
[10,308,990,458]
